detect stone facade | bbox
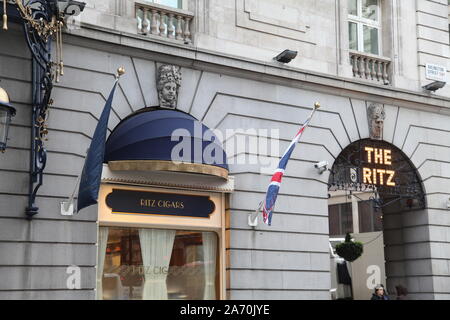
[0,0,449,300]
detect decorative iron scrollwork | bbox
[328,139,426,210]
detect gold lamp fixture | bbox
[0,86,16,153]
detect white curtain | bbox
[96,227,109,300]
[139,228,176,300]
[202,232,217,300]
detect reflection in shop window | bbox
[98,227,218,300]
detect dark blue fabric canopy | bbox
[104,108,229,170]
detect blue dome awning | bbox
[104,108,229,178]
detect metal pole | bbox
[248,102,321,227]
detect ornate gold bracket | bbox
[2,1,84,83]
[15,0,64,81]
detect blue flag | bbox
[77,81,118,212]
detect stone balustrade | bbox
[350,51,391,85]
[136,2,194,44]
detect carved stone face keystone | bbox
[367,103,385,140]
[157,64,182,109]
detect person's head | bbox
[374,284,384,296]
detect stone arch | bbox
[327,138,427,299]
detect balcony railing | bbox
[349,51,391,85]
[135,2,194,44]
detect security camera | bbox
[314,161,329,174]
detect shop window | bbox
[98,227,218,300]
[348,0,381,55]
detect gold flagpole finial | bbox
[116,67,125,79]
[314,102,321,110]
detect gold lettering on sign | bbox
[365,147,374,163]
[377,169,386,185]
[140,199,157,207]
[157,200,185,209]
[374,148,383,164]
[384,149,392,165]
[140,199,185,209]
[386,170,396,186]
[363,168,372,184]
[362,146,396,187]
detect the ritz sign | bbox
[362,146,396,187]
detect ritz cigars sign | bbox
[106,189,216,218]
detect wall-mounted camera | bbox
[314,161,329,174]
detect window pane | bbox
[328,203,353,236]
[101,227,218,300]
[348,0,358,15]
[372,208,383,232]
[358,201,383,233]
[363,25,379,55]
[348,22,358,51]
[102,228,143,300]
[328,204,341,236]
[154,0,182,8]
[362,0,378,21]
[358,201,373,233]
[340,203,353,235]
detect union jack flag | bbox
[262,103,320,225]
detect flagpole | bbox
[60,67,125,216]
[248,102,321,227]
